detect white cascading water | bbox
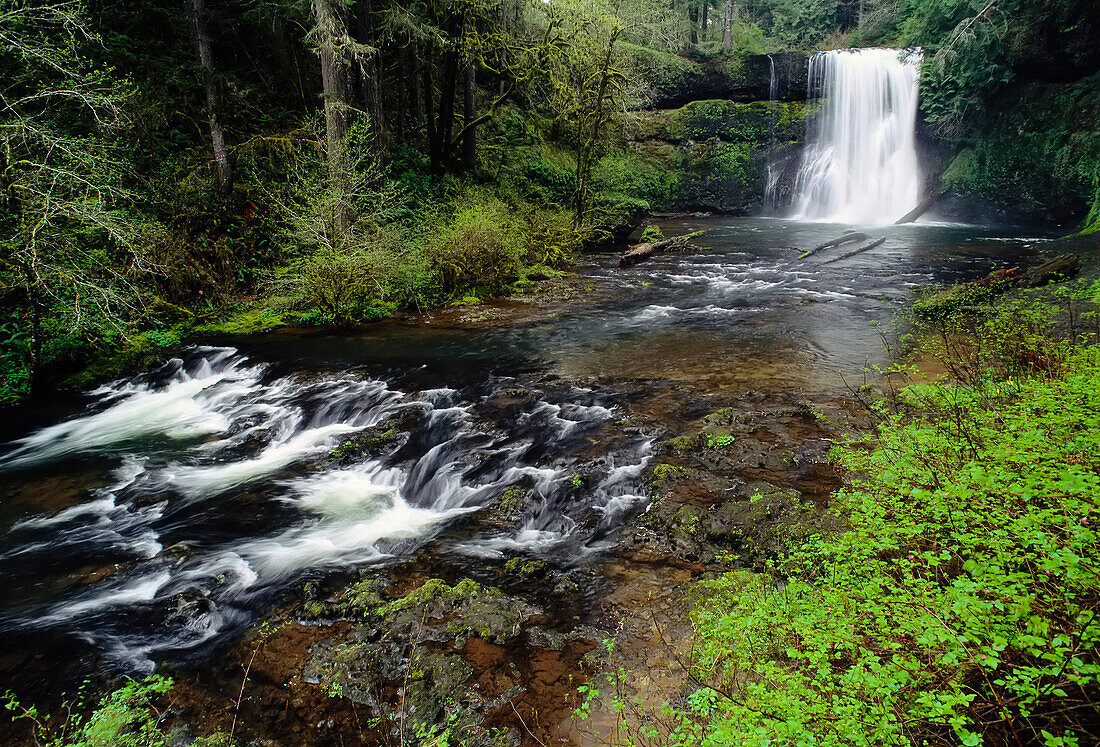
[790,47,923,224]
[0,347,652,670]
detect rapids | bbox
[0,217,1054,683]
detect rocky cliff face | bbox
[610,99,811,215]
[630,48,810,110]
[613,51,812,215]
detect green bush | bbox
[592,151,676,211]
[660,297,1100,745]
[426,192,525,295]
[4,675,175,747]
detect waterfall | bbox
[764,54,780,211]
[790,47,923,225]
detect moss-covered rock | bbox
[617,100,811,214]
[936,74,1100,228]
[302,576,538,746]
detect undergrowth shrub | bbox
[4,675,179,747]
[426,193,525,296]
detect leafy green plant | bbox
[657,298,1100,745]
[4,676,174,747]
[704,433,736,448]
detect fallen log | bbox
[822,236,886,264]
[1021,253,1082,287]
[798,231,868,260]
[619,230,706,268]
[914,253,1081,317]
[895,191,943,225]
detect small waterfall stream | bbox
[764,54,781,211]
[791,47,923,224]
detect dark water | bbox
[0,217,1054,683]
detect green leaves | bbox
[672,325,1100,744]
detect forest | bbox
[0,0,1099,745]
[0,0,1096,401]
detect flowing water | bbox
[791,48,924,224]
[0,218,1054,693]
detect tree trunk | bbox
[424,41,437,163]
[575,30,621,227]
[353,0,384,160]
[619,231,706,267]
[429,16,461,175]
[19,262,43,398]
[688,4,698,45]
[313,0,354,229]
[498,0,508,97]
[700,0,708,42]
[271,13,308,106]
[410,43,424,137]
[462,25,477,172]
[184,0,232,194]
[722,0,733,52]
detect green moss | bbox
[195,303,288,335]
[591,150,676,211]
[912,281,1003,319]
[381,578,529,643]
[940,75,1100,227]
[503,557,550,578]
[664,434,699,453]
[675,140,761,211]
[650,463,688,482]
[621,42,708,102]
[673,506,703,538]
[497,486,525,512]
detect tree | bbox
[310,0,367,230]
[0,0,146,396]
[183,0,233,193]
[530,0,629,227]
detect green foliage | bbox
[620,42,708,104]
[704,433,736,448]
[196,304,289,335]
[426,192,525,295]
[900,0,1096,140]
[936,74,1100,226]
[762,0,837,49]
[663,296,1100,744]
[650,463,687,482]
[677,141,761,212]
[4,676,174,747]
[592,151,676,211]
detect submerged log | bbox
[895,191,943,225]
[798,231,868,260]
[822,236,886,264]
[619,230,706,268]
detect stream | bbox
[0,217,1055,731]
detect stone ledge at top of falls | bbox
[626,44,809,110]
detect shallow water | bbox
[0,217,1055,683]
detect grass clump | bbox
[652,295,1100,746]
